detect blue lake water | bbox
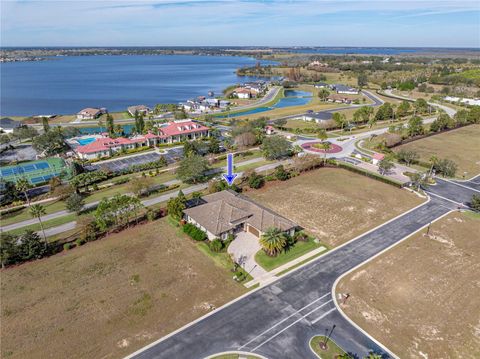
[0,55,275,116]
[218,89,312,118]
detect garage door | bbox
[247,225,260,238]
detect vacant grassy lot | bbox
[246,168,423,247]
[0,218,246,359]
[337,211,480,358]
[394,124,480,178]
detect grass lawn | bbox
[309,336,347,358]
[255,238,322,271]
[393,124,480,178]
[0,218,247,359]
[285,118,320,130]
[246,168,424,247]
[1,199,67,226]
[236,159,273,172]
[337,211,480,358]
[4,213,77,236]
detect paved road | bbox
[128,179,478,359]
[382,89,457,117]
[2,159,279,237]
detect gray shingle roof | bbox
[184,190,297,236]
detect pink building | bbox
[75,120,209,159]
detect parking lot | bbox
[88,148,184,173]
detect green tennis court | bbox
[0,158,68,185]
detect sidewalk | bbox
[244,245,327,288]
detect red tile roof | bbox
[76,137,134,154]
[76,121,208,154]
[373,153,385,160]
[158,121,209,137]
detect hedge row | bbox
[182,223,208,241]
[334,162,404,188]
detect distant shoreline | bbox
[2,46,479,63]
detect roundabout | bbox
[300,141,343,154]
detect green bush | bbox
[63,243,73,251]
[113,177,130,185]
[75,238,85,247]
[209,239,224,252]
[248,173,265,189]
[274,165,290,181]
[183,223,207,241]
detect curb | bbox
[125,197,431,359]
[331,203,454,359]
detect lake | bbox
[0,55,275,116]
[217,89,312,118]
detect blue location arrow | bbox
[222,153,238,185]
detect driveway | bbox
[227,232,268,280]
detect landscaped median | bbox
[309,335,349,358]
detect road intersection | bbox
[127,178,478,359]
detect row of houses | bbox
[314,83,359,95]
[76,105,152,120]
[180,97,231,113]
[325,94,353,104]
[74,119,209,159]
[444,96,480,107]
[232,81,268,99]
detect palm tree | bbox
[15,177,31,206]
[429,155,438,176]
[320,141,331,164]
[260,228,287,257]
[29,204,47,246]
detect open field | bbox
[0,218,246,359]
[336,211,480,358]
[393,124,480,178]
[246,168,423,247]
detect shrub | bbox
[209,239,224,252]
[294,231,309,242]
[63,243,73,251]
[146,209,155,222]
[182,223,207,241]
[274,165,290,181]
[248,173,265,189]
[113,177,130,185]
[75,238,85,247]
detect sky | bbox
[1,0,479,48]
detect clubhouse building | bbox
[74,119,209,159]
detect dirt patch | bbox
[394,124,480,178]
[337,212,480,358]
[245,168,423,247]
[0,218,246,359]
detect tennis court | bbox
[0,158,68,185]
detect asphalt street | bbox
[128,179,477,359]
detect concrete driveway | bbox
[227,232,268,280]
